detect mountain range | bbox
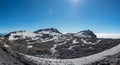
[0,28,120,65]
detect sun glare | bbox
[71,0,81,4]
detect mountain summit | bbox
[34,28,62,35]
[74,30,97,38]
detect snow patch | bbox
[41,36,58,43]
[51,41,67,54]
[27,45,33,48]
[68,45,79,50]
[4,44,10,48]
[72,39,79,44]
[81,39,101,45]
[51,44,57,54]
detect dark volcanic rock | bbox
[34,28,62,34]
[0,43,25,65]
[74,30,97,38]
[80,30,97,38]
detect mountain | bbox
[5,29,120,58]
[1,28,120,65]
[0,33,7,36]
[5,30,38,40]
[6,28,62,41]
[34,28,62,35]
[74,30,97,38]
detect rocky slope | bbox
[89,51,120,65]
[0,40,25,65]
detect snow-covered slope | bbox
[7,30,39,40]
[6,29,97,41]
[7,28,62,41]
[81,39,101,45]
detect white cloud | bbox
[95,33,120,39]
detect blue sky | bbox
[0,0,120,33]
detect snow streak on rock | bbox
[51,41,67,54]
[81,39,101,45]
[72,39,79,44]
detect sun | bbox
[71,0,80,4]
[72,0,79,3]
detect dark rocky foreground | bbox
[6,38,120,59]
[0,42,36,65]
[1,42,120,65]
[0,43,24,65]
